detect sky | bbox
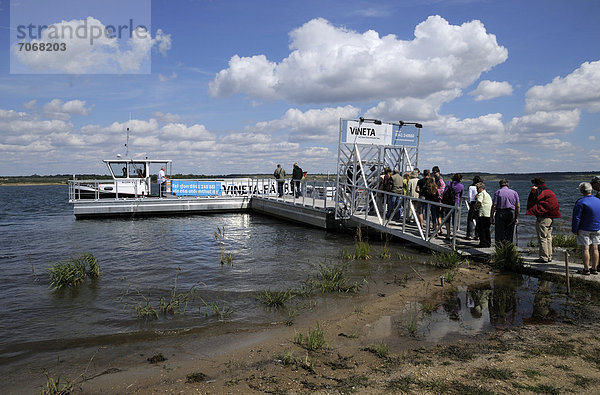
[1,0,599,176]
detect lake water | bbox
[0,179,585,365]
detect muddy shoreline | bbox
[8,263,600,394]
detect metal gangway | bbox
[334,118,468,252]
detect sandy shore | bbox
[9,262,597,394]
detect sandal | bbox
[577,269,591,276]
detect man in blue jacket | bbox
[572,182,600,275]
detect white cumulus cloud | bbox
[153,111,181,123]
[42,99,94,120]
[469,80,513,101]
[209,16,508,103]
[248,105,360,142]
[526,60,600,113]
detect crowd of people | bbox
[376,167,600,274]
[269,163,600,274]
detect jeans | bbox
[276,180,284,197]
[387,195,401,220]
[291,179,302,197]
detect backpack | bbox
[441,182,456,205]
[383,175,394,192]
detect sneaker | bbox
[533,258,548,263]
[591,269,599,275]
[577,269,591,276]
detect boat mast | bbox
[125,112,131,158]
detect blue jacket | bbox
[572,195,600,233]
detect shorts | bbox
[577,230,600,246]
[415,199,424,215]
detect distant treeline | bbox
[1,171,598,185]
[456,171,599,182]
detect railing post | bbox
[565,250,571,295]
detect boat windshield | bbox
[107,161,147,178]
[109,162,128,178]
[128,162,146,178]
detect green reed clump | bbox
[159,271,198,315]
[340,248,354,260]
[443,269,458,284]
[41,369,75,395]
[492,242,524,272]
[552,233,577,250]
[309,261,363,294]
[354,241,371,260]
[48,252,100,290]
[119,270,200,319]
[214,226,233,265]
[379,235,392,259]
[366,342,389,358]
[430,251,462,269]
[258,289,297,308]
[201,299,233,320]
[406,302,420,337]
[294,322,326,351]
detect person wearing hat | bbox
[572,182,600,275]
[591,176,600,199]
[491,178,520,245]
[526,177,561,263]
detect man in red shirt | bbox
[526,177,561,263]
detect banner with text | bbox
[171,180,222,196]
[341,120,394,145]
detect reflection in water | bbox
[469,289,490,319]
[399,274,573,342]
[488,285,519,328]
[525,280,558,324]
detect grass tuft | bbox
[309,261,363,294]
[201,300,233,320]
[476,366,513,380]
[258,289,296,308]
[294,322,326,351]
[48,253,100,290]
[431,251,462,269]
[354,241,371,260]
[552,233,577,250]
[186,372,207,383]
[41,369,75,395]
[214,226,233,265]
[365,342,389,358]
[491,242,524,271]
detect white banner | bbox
[341,120,394,145]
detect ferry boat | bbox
[73,159,172,199]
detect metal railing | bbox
[338,180,468,250]
[68,178,149,201]
[69,178,337,209]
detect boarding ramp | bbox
[333,118,477,252]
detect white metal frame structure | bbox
[335,118,421,221]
